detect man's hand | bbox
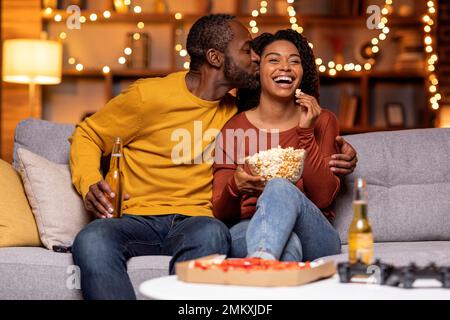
[84,180,130,219]
[233,165,266,196]
[329,136,358,175]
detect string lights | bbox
[249,0,394,75]
[423,0,441,110]
[44,0,147,73]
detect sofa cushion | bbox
[0,247,170,300]
[16,148,91,249]
[13,119,75,169]
[333,128,450,244]
[323,241,450,266]
[0,159,42,247]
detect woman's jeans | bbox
[230,178,341,262]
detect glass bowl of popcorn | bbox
[245,146,306,184]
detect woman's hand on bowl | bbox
[233,165,266,196]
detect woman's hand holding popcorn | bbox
[296,89,321,129]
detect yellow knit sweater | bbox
[69,71,237,217]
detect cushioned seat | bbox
[0,247,170,300]
[324,242,450,266]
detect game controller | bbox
[338,260,450,289]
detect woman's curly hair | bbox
[237,29,320,111]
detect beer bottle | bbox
[348,178,374,265]
[105,137,124,218]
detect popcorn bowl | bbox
[245,146,306,184]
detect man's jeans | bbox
[230,178,341,261]
[72,214,230,300]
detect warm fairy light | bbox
[183,62,190,69]
[118,57,126,64]
[175,12,183,20]
[102,66,110,74]
[54,14,62,22]
[68,57,76,65]
[59,32,67,40]
[90,13,98,21]
[425,36,432,45]
[134,6,142,14]
[44,7,53,15]
[133,33,141,40]
[124,0,131,5]
[180,49,187,57]
[124,47,132,55]
[75,63,84,71]
[329,69,337,76]
[103,10,111,19]
[247,0,396,73]
[175,44,182,51]
[137,22,145,29]
[79,16,87,23]
[336,64,343,71]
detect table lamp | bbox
[2,39,62,118]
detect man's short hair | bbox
[186,14,236,70]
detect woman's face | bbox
[259,40,303,100]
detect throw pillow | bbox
[0,158,41,247]
[16,148,92,250]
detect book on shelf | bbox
[338,91,359,128]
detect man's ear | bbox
[205,49,224,69]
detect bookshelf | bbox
[41,0,433,134]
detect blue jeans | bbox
[72,214,230,300]
[230,178,341,261]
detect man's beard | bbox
[224,55,260,90]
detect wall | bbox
[1,0,42,162]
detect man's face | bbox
[223,21,260,90]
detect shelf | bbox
[62,69,176,78]
[42,10,422,27]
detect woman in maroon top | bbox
[213,29,342,262]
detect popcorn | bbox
[245,146,306,183]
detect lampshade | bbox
[2,39,62,85]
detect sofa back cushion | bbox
[13,119,75,169]
[333,128,450,244]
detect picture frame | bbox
[385,102,406,128]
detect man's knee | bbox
[194,217,231,253]
[72,220,120,262]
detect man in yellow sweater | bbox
[69,14,260,300]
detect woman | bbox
[213,29,341,262]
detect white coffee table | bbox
[140,275,450,300]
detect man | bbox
[69,14,357,300]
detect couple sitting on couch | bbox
[69,14,357,300]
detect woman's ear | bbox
[205,49,224,68]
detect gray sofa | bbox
[1,119,449,299]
